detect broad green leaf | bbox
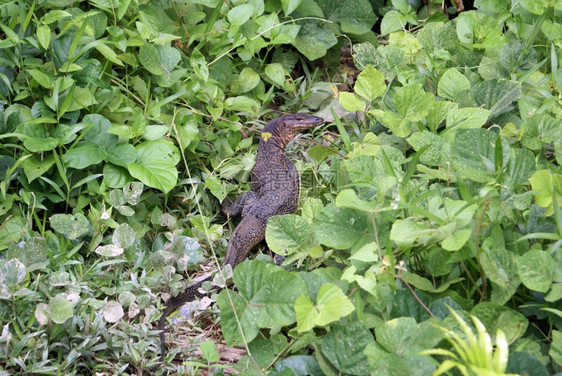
[452,128,509,183]
[326,0,378,35]
[204,175,229,201]
[474,79,521,118]
[380,10,407,36]
[390,218,432,248]
[128,159,178,193]
[529,170,562,216]
[28,69,52,89]
[21,154,55,182]
[320,322,373,375]
[219,261,308,346]
[506,352,550,376]
[438,68,471,101]
[49,213,90,240]
[265,63,285,87]
[62,141,106,169]
[364,342,411,376]
[550,330,562,367]
[355,66,386,101]
[128,140,180,193]
[224,95,260,115]
[471,302,528,343]
[292,20,338,61]
[315,283,355,326]
[0,259,26,299]
[394,83,434,121]
[139,43,180,75]
[516,250,554,293]
[200,341,220,363]
[442,228,472,251]
[49,296,73,324]
[112,223,135,249]
[339,92,368,112]
[103,300,124,323]
[335,189,378,212]
[107,143,136,168]
[446,107,491,129]
[95,244,124,257]
[231,67,260,93]
[480,247,520,290]
[313,204,372,250]
[95,43,123,66]
[227,4,254,26]
[281,0,302,16]
[41,10,71,24]
[217,290,256,346]
[295,295,317,332]
[266,214,318,255]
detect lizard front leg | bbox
[221,191,258,219]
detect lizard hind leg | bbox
[224,214,267,267]
[221,191,258,219]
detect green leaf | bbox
[452,128,508,183]
[320,322,373,375]
[516,250,554,293]
[380,10,407,36]
[0,259,26,299]
[326,0,378,34]
[28,69,52,89]
[224,95,260,115]
[49,296,73,324]
[471,302,528,343]
[339,92,368,112]
[112,223,135,249]
[390,218,432,248]
[315,283,355,326]
[446,107,491,129]
[49,213,90,240]
[355,66,386,101]
[550,330,562,367]
[218,261,308,346]
[63,141,107,169]
[95,43,123,66]
[281,0,302,16]
[21,154,55,182]
[139,43,180,75]
[231,67,260,93]
[266,214,318,255]
[128,140,179,193]
[313,204,372,250]
[335,189,378,212]
[292,20,338,60]
[394,83,434,121]
[265,63,285,87]
[200,340,220,363]
[474,79,521,118]
[438,68,471,101]
[227,4,254,26]
[295,295,318,333]
[441,228,472,251]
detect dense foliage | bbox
[0,0,561,375]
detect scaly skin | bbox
[158,114,324,361]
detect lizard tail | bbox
[158,276,211,362]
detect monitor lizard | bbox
[158,114,324,361]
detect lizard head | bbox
[268,114,324,144]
